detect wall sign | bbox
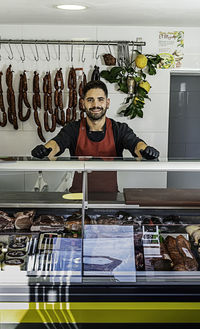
[158,31,184,69]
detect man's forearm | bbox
[134,141,147,158]
[45,140,60,160]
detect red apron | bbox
[70,118,118,193]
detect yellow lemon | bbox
[135,54,148,69]
[134,96,145,105]
[139,80,151,93]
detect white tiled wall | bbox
[0,24,199,190]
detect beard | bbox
[85,106,107,121]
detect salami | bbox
[0,72,7,127]
[18,71,31,122]
[54,68,65,125]
[32,71,46,142]
[6,65,18,129]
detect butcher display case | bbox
[1,156,200,328]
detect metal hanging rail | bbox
[0,39,146,46]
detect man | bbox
[32,80,159,193]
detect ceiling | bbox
[1,0,200,26]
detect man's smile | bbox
[89,107,103,113]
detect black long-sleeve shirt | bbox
[52,118,143,157]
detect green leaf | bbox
[134,76,142,83]
[130,111,137,119]
[100,70,110,79]
[147,63,156,75]
[100,70,118,83]
[100,66,124,83]
[137,109,144,118]
[124,106,133,117]
[118,81,128,93]
[109,66,124,77]
[137,87,147,97]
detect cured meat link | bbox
[18,71,31,122]
[6,65,18,129]
[0,72,7,127]
[44,112,56,133]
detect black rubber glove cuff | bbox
[140,146,159,160]
[31,145,52,159]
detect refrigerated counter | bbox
[0,157,200,328]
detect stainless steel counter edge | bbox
[1,160,200,172]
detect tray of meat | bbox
[31,214,65,232]
[165,234,198,271]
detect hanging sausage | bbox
[32,71,46,142]
[6,65,18,130]
[0,72,7,127]
[78,72,87,120]
[18,71,31,122]
[67,67,77,123]
[43,72,56,133]
[54,68,65,126]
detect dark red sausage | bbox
[37,126,46,143]
[66,108,71,123]
[54,90,59,108]
[73,89,77,108]
[68,89,73,108]
[34,109,41,126]
[47,94,53,114]
[58,90,63,110]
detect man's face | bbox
[83,88,110,121]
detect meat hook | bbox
[20,42,25,62]
[108,42,112,56]
[71,42,74,62]
[58,42,60,61]
[34,42,39,61]
[95,42,100,60]
[8,42,14,60]
[81,42,86,63]
[46,42,50,61]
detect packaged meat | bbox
[65,212,91,233]
[14,210,35,230]
[165,236,186,271]
[165,235,198,271]
[151,258,172,271]
[176,234,198,271]
[31,214,65,232]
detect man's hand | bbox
[140,146,159,160]
[31,145,52,159]
[32,140,60,160]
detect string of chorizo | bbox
[54,68,65,126]
[33,71,41,108]
[43,72,53,114]
[32,71,45,142]
[0,72,7,127]
[67,67,77,123]
[18,71,31,122]
[43,72,56,133]
[6,65,18,130]
[78,72,87,120]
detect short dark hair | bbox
[83,80,108,98]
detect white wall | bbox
[0,24,199,191]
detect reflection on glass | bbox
[83,225,136,282]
